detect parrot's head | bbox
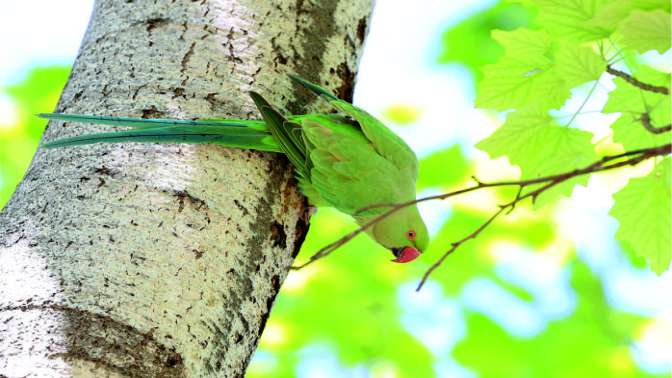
[370,205,429,263]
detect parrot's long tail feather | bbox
[40,113,281,152]
[288,74,339,101]
[39,113,268,131]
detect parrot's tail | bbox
[38,113,281,152]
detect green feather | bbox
[249,91,308,176]
[39,113,267,131]
[43,125,280,151]
[288,74,339,101]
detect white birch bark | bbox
[0,0,372,376]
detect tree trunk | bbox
[0,0,371,376]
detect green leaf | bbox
[477,28,606,112]
[555,40,605,88]
[491,29,553,66]
[587,0,669,32]
[476,60,570,110]
[476,109,597,207]
[618,9,672,54]
[611,158,671,274]
[438,2,535,80]
[478,60,569,111]
[477,29,570,111]
[533,0,611,41]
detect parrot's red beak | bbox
[391,246,420,263]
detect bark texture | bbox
[0,0,372,376]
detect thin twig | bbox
[416,178,561,291]
[416,207,506,291]
[606,65,670,95]
[415,143,670,289]
[292,144,671,273]
[641,113,672,134]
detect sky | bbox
[0,0,670,376]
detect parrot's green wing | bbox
[248,91,309,179]
[301,115,405,215]
[287,75,418,180]
[39,113,280,151]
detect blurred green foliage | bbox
[0,67,69,206]
[438,2,535,80]
[455,261,650,378]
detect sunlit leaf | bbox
[439,2,535,79]
[555,40,605,88]
[476,109,597,207]
[611,158,671,274]
[618,10,672,54]
[587,0,669,32]
[477,27,605,112]
[533,0,611,41]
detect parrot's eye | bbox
[406,230,416,240]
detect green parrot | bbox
[39,75,429,263]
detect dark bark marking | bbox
[203,156,292,375]
[94,166,115,177]
[146,18,169,33]
[233,199,250,216]
[356,17,368,44]
[192,248,205,259]
[292,210,310,258]
[336,62,355,102]
[270,221,287,249]
[0,304,185,377]
[172,190,208,213]
[285,1,341,113]
[172,87,186,99]
[181,42,197,75]
[141,105,166,119]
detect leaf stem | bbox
[563,79,600,128]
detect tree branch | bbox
[293,144,672,289]
[415,143,671,289]
[606,65,670,95]
[641,113,672,134]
